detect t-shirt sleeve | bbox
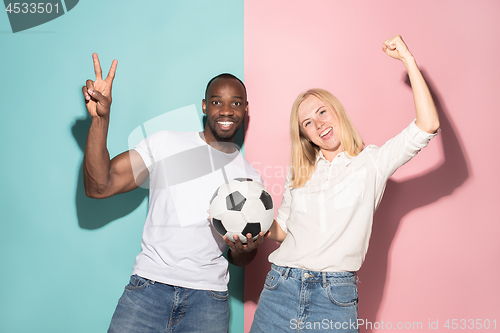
[370,120,439,180]
[133,131,169,172]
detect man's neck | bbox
[199,131,237,154]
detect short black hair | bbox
[205,73,247,100]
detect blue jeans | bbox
[108,275,229,333]
[250,264,359,332]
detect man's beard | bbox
[207,117,241,143]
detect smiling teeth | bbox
[320,127,332,137]
[218,121,233,126]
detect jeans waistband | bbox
[271,264,357,283]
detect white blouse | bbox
[269,121,438,272]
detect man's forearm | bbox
[84,116,112,197]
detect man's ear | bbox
[202,99,207,114]
[245,101,249,114]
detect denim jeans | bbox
[250,264,359,333]
[108,275,229,333]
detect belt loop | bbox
[322,272,327,287]
[354,271,359,284]
[283,267,291,279]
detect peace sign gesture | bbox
[82,53,118,118]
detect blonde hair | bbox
[290,88,363,188]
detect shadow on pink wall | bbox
[357,70,469,331]
[244,70,469,330]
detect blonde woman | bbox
[250,35,440,332]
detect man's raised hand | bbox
[82,53,118,118]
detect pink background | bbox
[244,0,500,332]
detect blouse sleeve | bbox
[369,120,438,181]
[274,168,293,233]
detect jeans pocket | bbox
[326,282,358,307]
[208,290,229,300]
[263,268,283,290]
[125,275,151,291]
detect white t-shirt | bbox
[132,130,261,291]
[270,121,438,272]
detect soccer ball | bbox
[209,178,274,243]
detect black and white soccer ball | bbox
[209,178,274,243]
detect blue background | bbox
[0,1,246,332]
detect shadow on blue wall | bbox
[71,112,148,230]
